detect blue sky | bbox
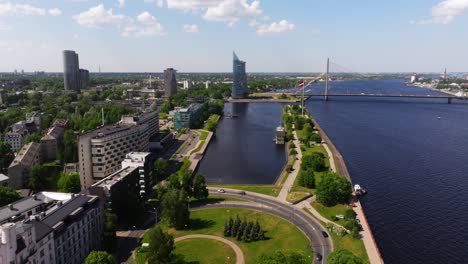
[0,0,467,72]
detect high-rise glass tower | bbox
[232,52,248,99]
[164,68,178,97]
[63,50,81,91]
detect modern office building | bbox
[164,68,177,97]
[232,52,248,99]
[7,142,42,188]
[171,103,204,130]
[79,69,90,90]
[0,192,102,264]
[63,50,80,92]
[78,111,158,189]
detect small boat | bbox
[354,184,368,196]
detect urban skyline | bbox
[1,0,468,72]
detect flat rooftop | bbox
[91,166,138,189]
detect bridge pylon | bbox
[325,58,329,101]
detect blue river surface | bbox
[199,79,468,263]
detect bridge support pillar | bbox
[448,98,452,104]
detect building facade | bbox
[79,69,90,90]
[63,50,80,92]
[171,103,204,130]
[232,52,248,99]
[0,192,102,264]
[7,142,42,189]
[121,152,154,196]
[78,111,159,189]
[164,68,177,97]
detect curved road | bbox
[197,189,333,263]
[175,234,244,264]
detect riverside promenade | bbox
[309,114,384,264]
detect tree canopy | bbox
[57,172,81,193]
[161,188,190,229]
[301,152,326,172]
[147,226,175,264]
[0,141,14,173]
[84,251,115,264]
[256,251,309,264]
[0,186,21,207]
[316,172,352,207]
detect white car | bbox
[217,189,225,193]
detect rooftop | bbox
[80,123,134,140]
[91,166,138,190]
[9,142,40,168]
[0,173,9,182]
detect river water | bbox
[199,79,468,263]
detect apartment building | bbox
[0,192,102,264]
[7,142,42,188]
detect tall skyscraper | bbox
[164,68,178,97]
[63,50,80,91]
[232,52,248,99]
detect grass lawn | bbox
[148,208,311,264]
[159,112,168,119]
[199,130,209,140]
[189,140,205,155]
[311,201,351,224]
[302,208,369,263]
[208,184,281,197]
[286,191,311,203]
[174,238,236,264]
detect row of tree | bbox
[223,215,266,242]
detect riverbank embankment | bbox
[309,114,384,264]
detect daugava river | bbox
[199,79,468,263]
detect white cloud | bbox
[0,2,46,16]
[203,0,261,23]
[417,0,468,24]
[73,4,126,28]
[118,0,125,8]
[183,24,199,33]
[256,20,295,35]
[48,8,62,16]
[166,0,220,10]
[122,11,164,37]
[157,0,164,8]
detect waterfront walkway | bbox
[277,130,302,202]
[175,234,245,264]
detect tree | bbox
[57,172,81,193]
[192,173,208,200]
[84,251,115,264]
[147,226,175,264]
[29,162,61,192]
[289,149,297,156]
[60,129,77,163]
[0,186,21,207]
[160,102,172,114]
[344,209,357,220]
[316,172,352,207]
[301,152,326,172]
[297,168,315,189]
[154,159,170,181]
[327,249,363,264]
[24,132,42,144]
[161,189,190,229]
[0,141,14,173]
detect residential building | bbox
[63,50,80,92]
[0,174,8,186]
[87,166,141,220]
[41,126,65,162]
[78,124,140,189]
[232,52,248,99]
[121,110,159,147]
[4,130,28,153]
[121,152,154,196]
[64,163,79,174]
[78,111,158,189]
[0,192,102,264]
[7,142,42,189]
[164,68,177,97]
[171,103,204,130]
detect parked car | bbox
[321,231,329,238]
[316,253,323,261]
[238,191,246,195]
[217,189,225,193]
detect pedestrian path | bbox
[277,130,302,202]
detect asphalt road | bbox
[202,190,333,263]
